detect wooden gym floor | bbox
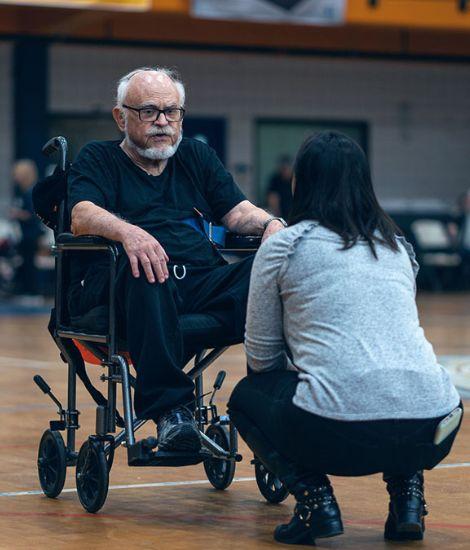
[0,293,469,549]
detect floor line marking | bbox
[2,462,470,498]
[435,461,470,469]
[0,477,256,498]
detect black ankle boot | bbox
[274,477,343,546]
[384,472,428,541]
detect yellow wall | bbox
[1,1,469,29]
[0,0,151,9]
[1,2,470,57]
[150,0,470,31]
[151,0,187,13]
[347,0,470,30]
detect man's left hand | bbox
[262,219,285,243]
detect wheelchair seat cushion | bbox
[70,306,241,349]
[70,306,109,334]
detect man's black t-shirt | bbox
[68,137,246,267]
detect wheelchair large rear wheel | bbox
[254,459,289,503]
[203,424,236,490]
[76,439,109,513]
[37,429,67,498]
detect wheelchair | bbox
[33,137,289,513]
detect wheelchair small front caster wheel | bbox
[76,439,109,513]
[254,459,289,504]
[203,424,236,490]
[37,429,67,498]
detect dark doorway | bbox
[183,117,227,164]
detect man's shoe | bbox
[384,472,428,541]
[156,406,201,453]
[274,477,344,545]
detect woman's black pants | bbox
[228,371,461,491]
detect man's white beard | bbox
[127,132,183,161]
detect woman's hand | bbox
[262,219,285,243]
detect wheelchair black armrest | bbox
[55,233,120,255]
[54,232,121,350]
[56,231,260,253]
[222,233,262,252]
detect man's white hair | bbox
[116,67,186,108]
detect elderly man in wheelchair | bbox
[33,67,288,512]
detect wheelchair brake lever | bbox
[33,375,64,415]
[209,370,226,406]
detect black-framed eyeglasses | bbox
[122,104,185,123]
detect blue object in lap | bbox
[181,217,226,248]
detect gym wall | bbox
[0,42,13,214]
[49,43,470,204]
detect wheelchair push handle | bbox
[42,136,68,171]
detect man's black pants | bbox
[75,255,253,421]
[228,371,461,491]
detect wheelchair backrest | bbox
[32,137,89,328]
[32,136,70,236]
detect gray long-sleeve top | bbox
[245,221,460,421]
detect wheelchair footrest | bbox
[127,440,211,467]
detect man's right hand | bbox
[122,225,169,284]
[71,201,169,284]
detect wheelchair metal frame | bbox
[34,136,288,513]
[34,137,256,512]
[51,232,241,462]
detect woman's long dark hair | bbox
[289,131,400,258]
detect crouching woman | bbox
[228,131,462,545]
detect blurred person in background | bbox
[456,189,470,287]
[10,159,42,296]
[266,154,293,219]
[0,218,19,296]
[448,189,470,288]
[456,189,470,246]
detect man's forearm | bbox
[222,200,271,235]
[71,200,169,283]
[71,201,129,242]
[232,206,270,235]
